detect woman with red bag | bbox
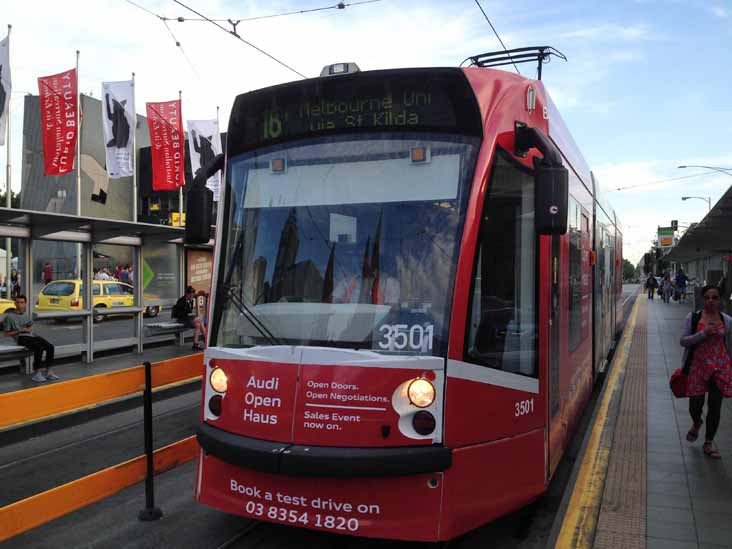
[681,285,732,458]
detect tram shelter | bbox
[667,182,732,311]
[0,207,186,363]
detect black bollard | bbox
[138,360,163,521]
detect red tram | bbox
[189,52,622,541]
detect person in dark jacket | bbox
[173,286,204,350]
[645,273,658,299]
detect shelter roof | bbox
[667,185,732,262]
[0,207,185,245]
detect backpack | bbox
[172,297,189,321]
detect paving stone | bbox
[647,516,698,542]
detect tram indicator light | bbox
[271,158,287,173]
[208,395,222,416]
[412,411,436,435]
[410,146,430,163]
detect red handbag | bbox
[669,368,688,398]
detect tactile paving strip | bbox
[593,298,647,549]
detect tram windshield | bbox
[211,133,480,356]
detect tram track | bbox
[0,390,200,507]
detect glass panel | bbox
[465,153,537,377]
[143,241,180,311]
[213,133,479,356]
[32,241,84,314]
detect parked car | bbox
[35,279,160,322]
[0,298,16,315]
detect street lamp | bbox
[681,196,711,211]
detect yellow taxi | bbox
[35,279,157,322]
[0,298,16,314]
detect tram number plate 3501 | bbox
[378,324,434,351]
[244,501,360,532]
[514,398,534,417]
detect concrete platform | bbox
[556,293,732,548]
[0,342,197,395]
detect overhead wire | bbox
[473,0,520,75]
[161,19,201,79]
[121,0,202,78]
[172,0,308,79]
[606,171,724,192]
[164,0,382,23]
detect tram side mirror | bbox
[185,154,224,245]
[534,163,568,235]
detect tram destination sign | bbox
[227,68,483,156]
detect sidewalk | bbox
[596,296,732,548]
[644,296,732,548]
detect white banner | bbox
[101,80,135,178]
[187,119,222,201]
[0,36,10,147]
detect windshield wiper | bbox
[221,284,283,346]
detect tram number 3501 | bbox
[515,398,534,417]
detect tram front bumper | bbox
[197,422,452,477]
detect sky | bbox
[0,0,731,264]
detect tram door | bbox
[547,231,562,476]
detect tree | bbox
[0,190,20,209]
[622,259,636,282]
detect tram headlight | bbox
[407,378,435,408]
[209,367,228,393]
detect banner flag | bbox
[0,35,10,146]
[101,80,135,179]
[146,99,184,191]
[38,68,79,176]
[186,119,222,201]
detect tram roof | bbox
[0,207,185,245]
[667,184,732,262]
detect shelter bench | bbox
[0,345,35,375]
[145,321,194,346]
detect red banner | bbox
[146,100,184,191]
[37,69,79,176]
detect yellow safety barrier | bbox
[0,436,198,542]
[0,353,203,431]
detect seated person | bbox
[4,294,58,382]
[173,286,204,350]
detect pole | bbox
[5,25,12,297]
[178,90,183,223]
[75,50,81,277]
[75,50,81,217]
[138,360,163,521]
[132,72,137,222]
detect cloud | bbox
[712,6,729,17]
[560,23,655,42]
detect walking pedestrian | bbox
[676,270,689,301]
[681,285,732,459]
[662,274,674,304]
[645,273,658,299]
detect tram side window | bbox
[568,199,582,352]
[465,153,537,377]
